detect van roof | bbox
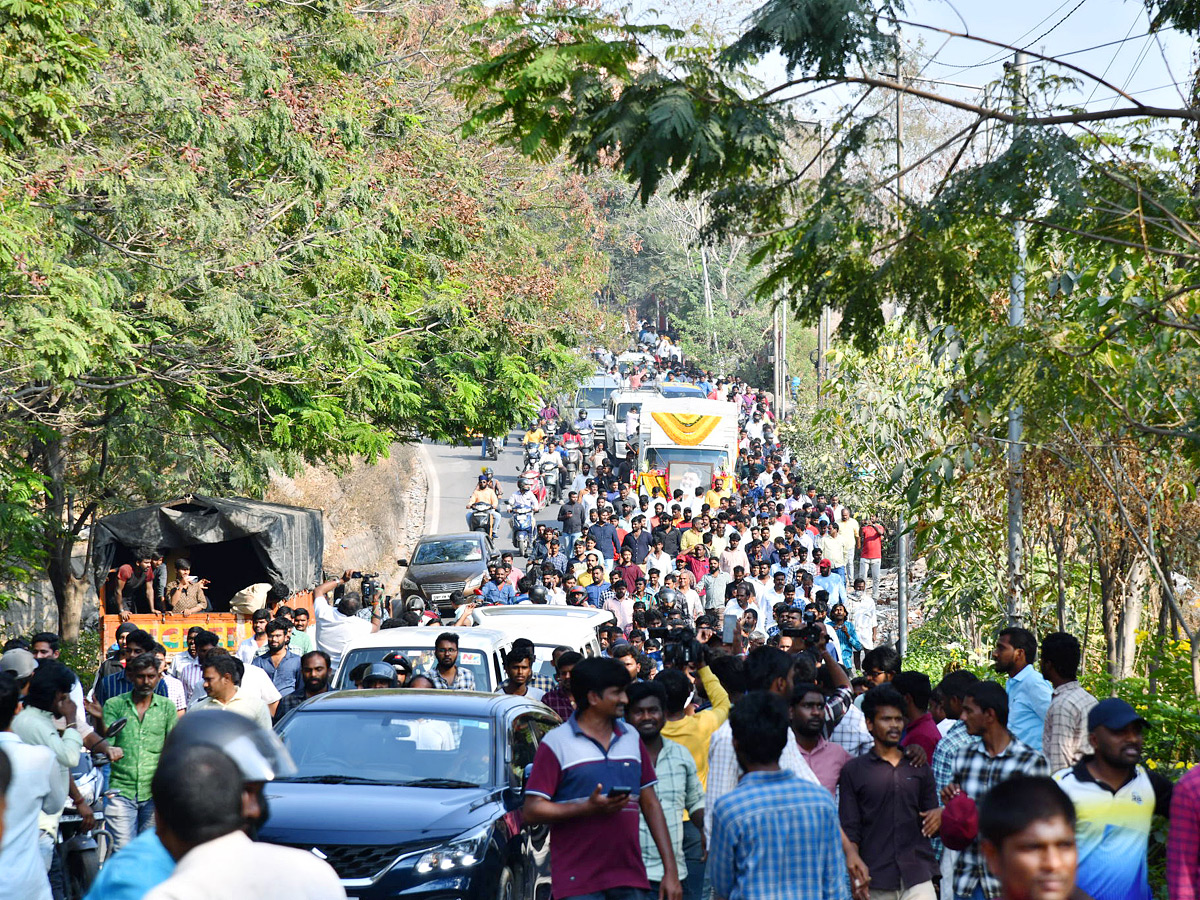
[340,627,512,653]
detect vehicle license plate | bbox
[432,592,451,603]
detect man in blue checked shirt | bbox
[708,691,850,900]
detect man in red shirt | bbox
[858,514,886,599]
[894,671,942,760]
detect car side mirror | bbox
[396,558,409,567]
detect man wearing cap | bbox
[813,558,847,609]
[465,475,499,535]
[1053,698,1172,900]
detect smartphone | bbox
[647,627,669,641]
[780,627,805,638]
[607,785,632,798]
[722,612,738,644]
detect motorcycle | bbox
[468,502,497,540]
[59,716,126,899]
[483,436,499,460]
[521,441,543,473]
[579,428,595,455]
[540,458,563,505]
[508,498,536,558]
[564,445,582,483]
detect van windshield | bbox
[576,387,613,408]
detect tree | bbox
[456,0,1200,689]
[0,0,619,634]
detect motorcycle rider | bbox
[465,474,499,536]
[573,409,594,441]
[508,477,542,554]
[537,439,566,502]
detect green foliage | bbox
[0,0,104,149]
[0,0,620,629]
[723,0,899,79]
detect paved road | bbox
[420,435,565,560]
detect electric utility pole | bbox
[893,57,909,658]
[1006,51,1029,627]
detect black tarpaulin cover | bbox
[91,495,324,596]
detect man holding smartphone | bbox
[524,657,683,900]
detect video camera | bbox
[351,571,382,605]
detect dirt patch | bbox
[266,443,428,591]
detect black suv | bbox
[259,690,559,900]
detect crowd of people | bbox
[2,340,1200,900]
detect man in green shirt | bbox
[98,653,176,851]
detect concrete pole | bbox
[894,57,908,656]
[1006,51,1029,627]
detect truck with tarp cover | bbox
[92,495,323,652]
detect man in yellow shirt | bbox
[522,424,545,445]
[679,518,706,556]
[658,659,731,900]
[704,477,731,511]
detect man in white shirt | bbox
[644,537,674,580]
[848,578,878,659]
[0,673,64,900]
[189,654,272,732]
[312,572,380,670]
[145,743,344,900]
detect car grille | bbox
[275,841,413,880]
[423,581,465,595]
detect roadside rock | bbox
[266,443,428,593]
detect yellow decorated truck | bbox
[635,398,740,501]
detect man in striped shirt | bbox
[1039,632,1098,773]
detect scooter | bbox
[540,458,563,505]
[579,429,595,455]
[508,498,536,558]
[468,502,497,540]
[521,467,548,507]
[484,436,499,461]
[59,717,126,899]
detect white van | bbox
[332,627,513,692]
[469,606,613,680]
[603,386,659,453]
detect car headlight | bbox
[401,576,418,591]
[463,572,485,592]
[413,826,490,874]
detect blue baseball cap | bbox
[1087,698,1147,732]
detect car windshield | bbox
[335,647,492,691]
[277,710,494,787]
[413,540,483,565]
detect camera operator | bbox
[312,570,381,671]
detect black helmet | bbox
[517,477,531,491]
[527,585,548,604]
[361,662,398,688]
[381,651,413,678]
[161,709,296,783]
[656,588,680,610]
